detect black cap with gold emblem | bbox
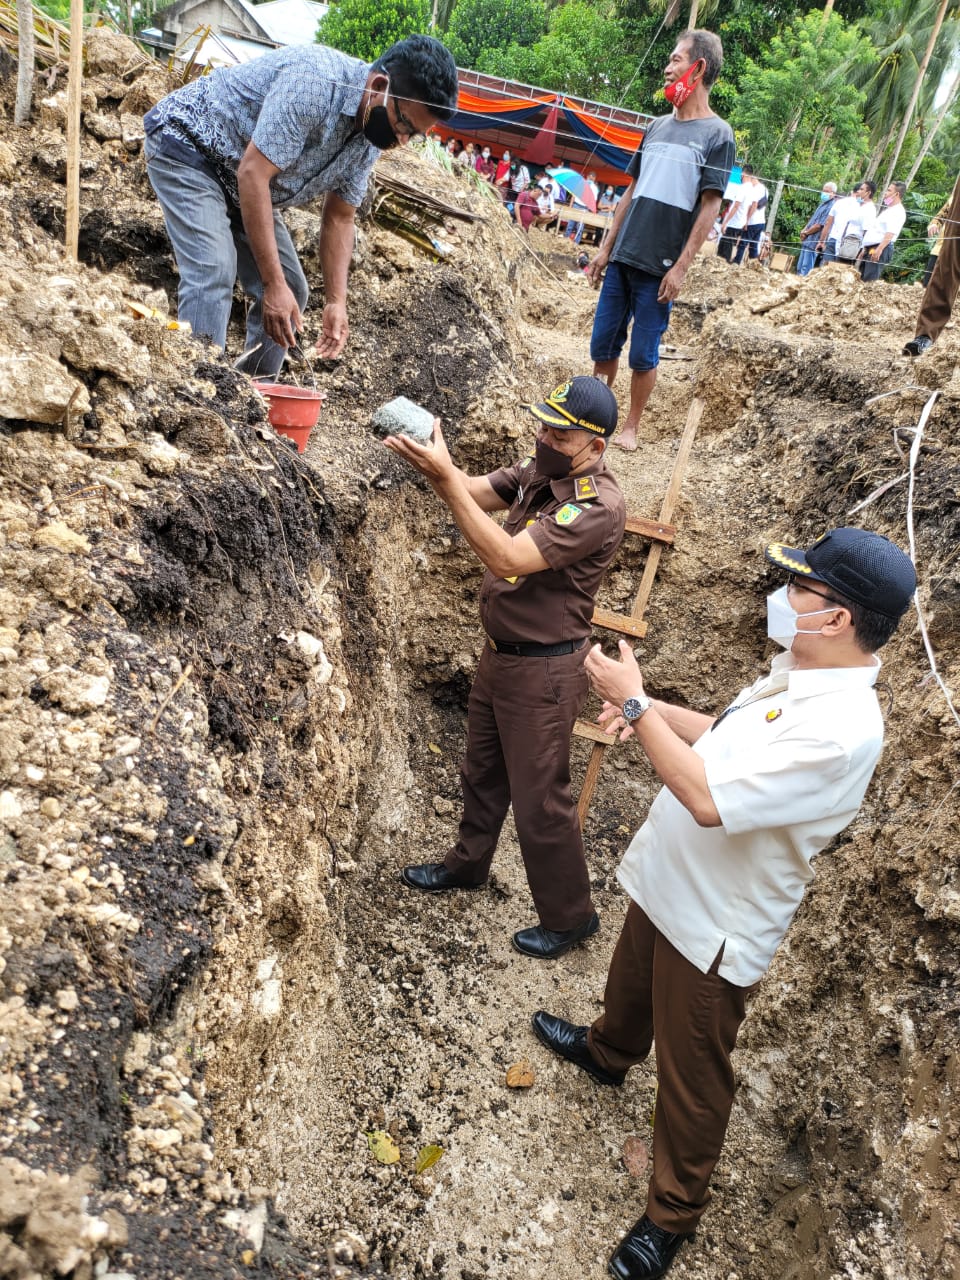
[525,376,618,439]
[765,528,916,619]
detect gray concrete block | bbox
[371,397,435,444]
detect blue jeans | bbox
[733,222,762,264]
[590,261,671,372]
[145,137,308,378]
[796,245,818,276]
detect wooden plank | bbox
[573,718,616,744]
[577,741,606,827]
[624,515,675,544]
[65,0,82,259]
[591,608,648,638]
[629,397,704,623]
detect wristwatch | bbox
[622,694,651,724]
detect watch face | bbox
[623,696,647,723]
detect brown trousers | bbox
[443,643,593,931]
[588,901,757,1234]
[916,174,960,342]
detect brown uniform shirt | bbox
[481,454,626,645]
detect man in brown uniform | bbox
[384,377,626,958]
[904,171,960,356]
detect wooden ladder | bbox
[575,397,704,826]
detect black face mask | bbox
[535,437,593,479]
[363,102,398,150]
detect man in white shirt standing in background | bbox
[732,163,768,264]
[860,180,907,281]
[819,179,876,262]
[531,526,917,1280]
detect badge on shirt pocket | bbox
[555,503,582,525]
[765,708,782,722]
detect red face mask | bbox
[664,59,706,106]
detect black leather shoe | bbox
[531,1010,625,1086]
[608,1215,693,1280]
[903,335,933,357]
[400,862,486,892]
[512,911,599,959]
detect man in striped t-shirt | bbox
[588,31,734,451]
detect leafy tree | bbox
[730,12,873,245]
[481,1,634,103]
[316,0,430,63]
[444,0,546,69]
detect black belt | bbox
[487,637,586,658]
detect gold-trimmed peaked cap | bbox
[765,527,917,619]
[525,376,618,439]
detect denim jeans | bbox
[796,246,818,276]
[590,260,672,372]
[733,222,763,264]
[145,138,308,378]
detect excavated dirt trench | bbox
[0,32,958,1280]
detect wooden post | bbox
[65,0,83,258]
[575,396,705,828]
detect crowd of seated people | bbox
[440,138,624,240]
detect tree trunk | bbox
[905,69,960,186]
[14,0,35,127]
[882,0,951,190]
[822,0,835,15]
[688,0,699,26]
[865,120,897,182]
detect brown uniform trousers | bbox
[442,643,593,931]
[915,174,960,343]
[588,901,757,1235]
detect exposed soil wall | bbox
[0,34,957,1280]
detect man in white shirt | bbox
[819,179,876,261]
[531,526,917,1280]
[717,171,747,261]
[732,164,768,263]
[860,180,907,281]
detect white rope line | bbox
[904,390,960,730]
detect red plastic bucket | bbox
[253,382,325,453]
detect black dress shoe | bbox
[903,335,933,357]
[608,1215,693,1280]
[531,1010,625,1086]
[512,911,599,959]
[400,862,486,892]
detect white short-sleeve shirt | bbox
[616,652,884,987]
[862,201,907,247]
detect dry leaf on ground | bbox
[415,1143,444,1173]
[365,1130,401,1164]
[505,1061,535,1088]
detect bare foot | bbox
[613,431,638,452]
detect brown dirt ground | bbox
[0,32,958,1280]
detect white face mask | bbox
[766,585,838,650]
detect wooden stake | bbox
[575,396,705,828]
[65,0,83,258]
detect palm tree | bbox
[905,65,960,184]
[882,0,959,187]
[858,0,960,184]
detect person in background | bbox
[457,141,476,168]
[476,146,496,181]
[588,30,735,451]
[796,182,837,276]
[532,526,917,1280]
[717,170,747,262]
[819,180,876,262]
[516,180,540,233]
[566,170,601,245]
[514,158,532,196]
[860,181,907,281]
[494,149,513,199]
[732,164,767,264]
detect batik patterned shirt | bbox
[144,44,378,209]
